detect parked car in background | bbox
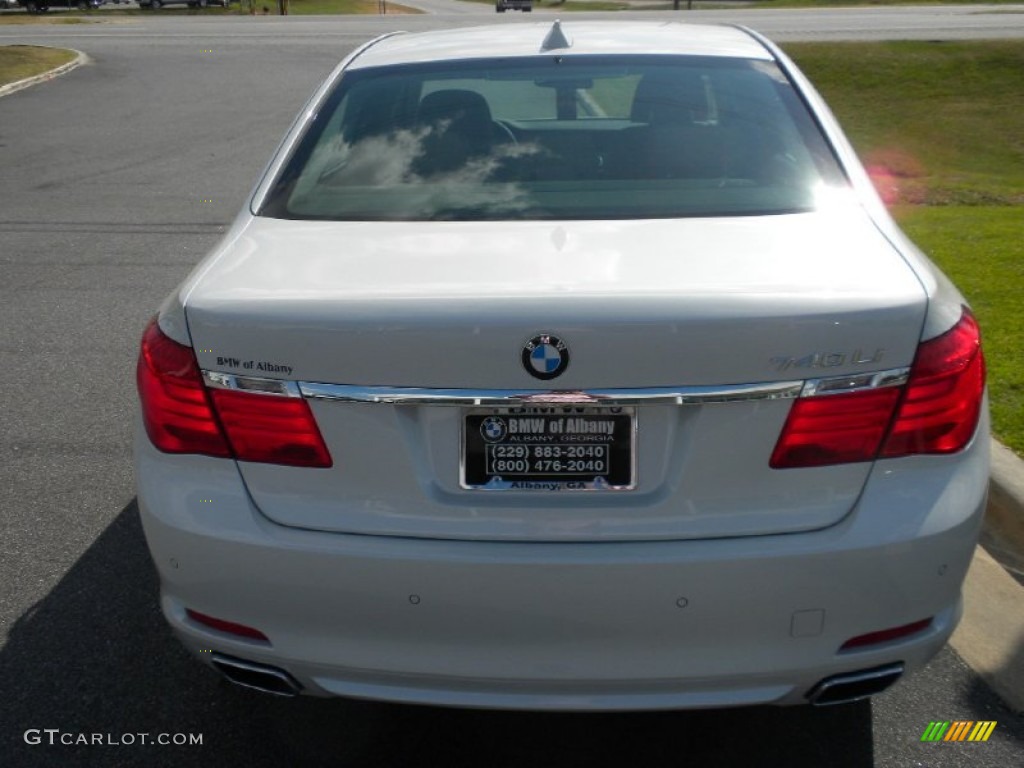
[19,0,101,11]
[496,0,532,12]
[136,21,989,711]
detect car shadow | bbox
[963,678,1024,753]
[962,634,1024,748]
[0,499,874,768]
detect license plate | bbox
[461,407,635,491]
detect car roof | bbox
[346,21,773,70]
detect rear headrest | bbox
[631,72,708,126]
[417,90,494,130]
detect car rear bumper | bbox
[136,419,988,710]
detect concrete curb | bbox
[0,47,88,99]
[983,439,1024,583]
[950,548,1024,715]
[949,438,1024,715]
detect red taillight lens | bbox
[136,318,332,468]
[772,308,984,469]
[137,318,231,458]
[186,608,269,642]
[770,388,901,469]
[211,389,332,468]
[881,309,985,457]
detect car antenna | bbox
[541,20,572,52]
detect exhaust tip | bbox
[807,662,904,706]
[211,653,302,697]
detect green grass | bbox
[232,0,422,13]
[754,0,1024,7]
[785,41,1024,454]
[540,1,633,10]
[0,0,421,17]
[468,0,634,10]
[785,41,1024,205]
[0,44,75,85]
[0,14,88,25]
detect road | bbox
[1,10,1024,767]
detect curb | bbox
[0,47,88,99]
[950,548,1024,715]
[949,438,1024,715]
[983,439,1024,584]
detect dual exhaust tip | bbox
[807,663,905,706]
[211,654,302,697]
[210,652,904,707]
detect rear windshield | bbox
[259,55,847,221]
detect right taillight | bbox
[772,307,984,469]
[881,308,985,458]
[770,387,902,469]
[136,318,332,468]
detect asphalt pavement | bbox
[2,11,1024,767]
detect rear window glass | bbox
[259,55,847,221]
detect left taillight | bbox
[210,388,332,468]
[136,318,332,468]
[137,318,231,458]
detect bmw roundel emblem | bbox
[480,416,507,443]
[522,334,570,380]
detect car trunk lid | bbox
[182,209,926,541]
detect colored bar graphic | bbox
[969,722,998,742]
[945,721,972,741]
[921,721,996,742]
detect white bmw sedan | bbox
[135,21,989,710]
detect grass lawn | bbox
[465,0,634,10]
[754,0,1024,7]
[0,14,89,23]
[0,44,75,86]
[232,0,422,13]
[785,41,1024,206]
[0,0,421,17]
[897,206,1024,455]
[785,41,1024,455]
[469,0,1024,7]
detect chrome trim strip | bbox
[203,369,910,405]
[297,381,804,407]
[202,371,302,398]
[801,367,910,398]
